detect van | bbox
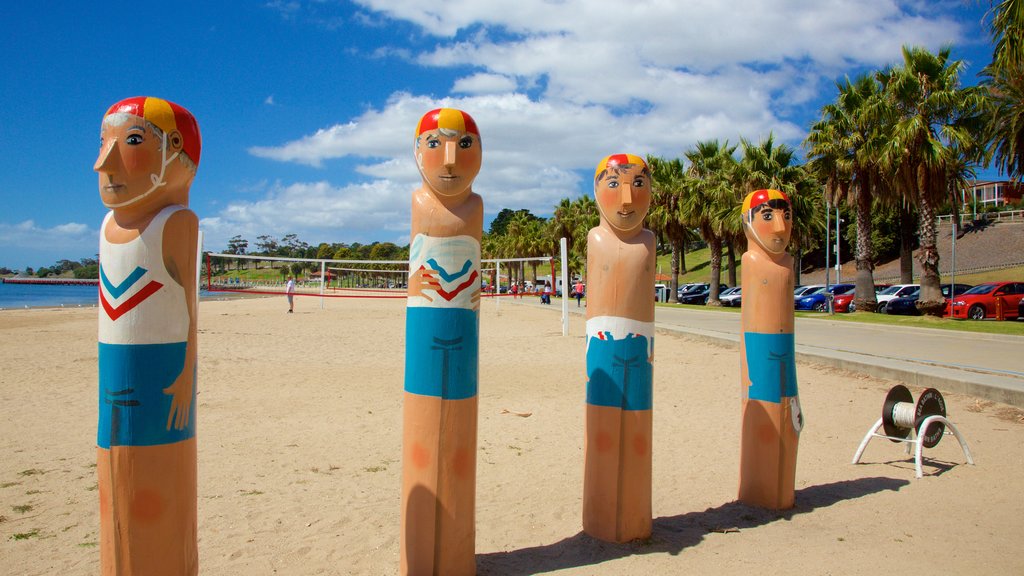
[654,284,669,302]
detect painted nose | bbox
[620,182,634,206]
[94,139,125,174]
[443,140,457,168]
[771,212,786,232]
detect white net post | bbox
[319,260,326,310]
[196,231,204,320]
[560,237,568,336]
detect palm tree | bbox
[984,0,1024,74]
[982,63,1024,182]
[805,75,887,311]
[877,45,988,315]
[548,196,597,283]
[733,134,807,287]
[980,0,1024,183]
[647,156,696,302]
[683,140,738,306]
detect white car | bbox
[794,285,823,303]
[875,284,920,313]
[720,286,742,307]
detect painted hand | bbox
[470,285,481,310]
[409,266,441,302]
[163,373,193,431]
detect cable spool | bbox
[881,385,947,448]
[882,384,914,441]
[853,385,972,478]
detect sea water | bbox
[0,282,99,309]
[0,283,223,309]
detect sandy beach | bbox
[2,294,1023,575]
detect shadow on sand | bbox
[477,476,909,575]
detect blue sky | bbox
[0,0,999,270]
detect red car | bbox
[831,286,856,312]
[945,281,1024,320]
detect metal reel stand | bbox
[852,385,974,478]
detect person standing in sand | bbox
[738,189,803,510]
[94,96,201,575]
[286,275,295,313]
[401,107,482,576]
[583,153,655,543]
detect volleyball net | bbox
[203,252,557,301]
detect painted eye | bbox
[633,178,646,188]
[762,211,773,221]
[459,136,474,149]
[784,211,792,220]
[606,180,619,189]
[426,138,440,149]
[126,134,144,145]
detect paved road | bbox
[522,297,1024,408]
[653,306,1024,408]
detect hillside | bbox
[799,219,1024,284]
[654,218,1024,287]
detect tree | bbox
[878,45,987,315]
[226,235,248,255]
[683,139,738,306]
[647,155,696,302]
[805,75,887,311]
[981,1,1024,181]
[549,196,598,280]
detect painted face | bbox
[95,112,185,209]
[745,203,792,254]
[594,162,651,235]
[415,128,482,197]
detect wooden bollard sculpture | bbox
[401,108,483,575]
[738,189,803,509]
[95,97,201,575]
[583,154,655,542]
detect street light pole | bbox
[835,206,841,284]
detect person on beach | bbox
[574,280,585,307]
[286,275,295,313]
[583,153,655,543]
[401,107,482,576]
[94,96,201,575]
[738,189,803,510]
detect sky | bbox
[0,0,1001,271]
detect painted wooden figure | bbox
[738,189,803,509]
[401,108,483,575]
[583,154,656,543]
[95,96,201,575]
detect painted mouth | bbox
[617,210,634,217]
[439,175,458,180]
[103,184,125,192]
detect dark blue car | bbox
[795,283,855,312]
[679,283,729,305]
[885,283,973,315]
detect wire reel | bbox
[853,384,973,478]
[882,385,946,448]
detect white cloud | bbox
[232,0,967,249]
[452,73,518,94]
[0,220,95,250]
[0,220,98,269]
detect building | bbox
[962,180,1023,209]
